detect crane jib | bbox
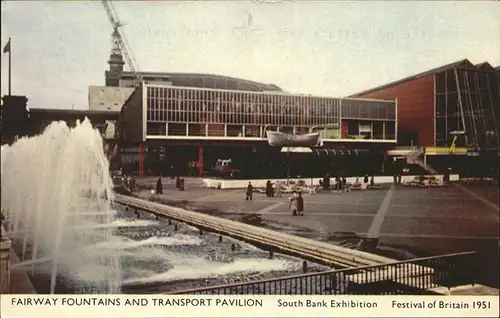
[102,0,142,86]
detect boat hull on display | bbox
[266,131,320,147]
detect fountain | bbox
[0,119,329,295]
[1,119,121,293]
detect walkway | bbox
[114,194,399,269]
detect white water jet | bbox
[123,255,303,285]
[1,119,122,293]
[85,234,205,250]
[0,119,338,293]
[8,219,159,236]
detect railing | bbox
[173,251,477,295]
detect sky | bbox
[1,0,499,110]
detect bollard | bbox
[231,244,236,251]
[218,235,222,243]
[168,218,172,225]
[269,250,274,259]
[174,224,178,231]
[302,260,308,273]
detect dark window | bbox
[435,118,447,143]
[386,121,395,139]
[447,92,459,116]
[436,94,446,116]
[347,120,359,135]
[446,69,457,92]
[436,71,446,94]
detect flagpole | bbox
[8,37,11,96]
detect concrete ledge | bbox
[202,174,460,189]
[1,225,12,294]
[429,284,500,295]
[1,225,37,294]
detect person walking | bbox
[362,174,369,191]
[289,191,305,216]
[123,174,128,188]
[296,191,305,216]
[289,191,298,216]
[444,168,451,184]
[275,180,282,197]
[156,178,163,194]
[246,182,253,201]
[129,176,136,192]
[321,173,330,190]
[266,180,273,197]
[335,175,341,191]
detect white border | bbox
[1,295,497,318]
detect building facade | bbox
[96,43,283,113]
[27,108,122,169]
[88,86,134,112]
[27,108,120,137]
[351,59,500,151]
[351,59,500,177]
[1,95,29,145]
[118,83,397,177]
[115,71,282,93]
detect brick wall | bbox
[357,75,435,147]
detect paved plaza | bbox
[133,178,499,285]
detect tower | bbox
[105,27,125,87]
[1,95,29,143]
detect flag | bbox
[3,39,10,54]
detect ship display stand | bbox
[266,129,320,185]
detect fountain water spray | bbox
[0,120,334,293]
[1,119,122,293]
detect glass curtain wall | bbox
[145,86,343,137]
[341,99,397,140]
[435,67,500,150]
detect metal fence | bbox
[173,251,477,295]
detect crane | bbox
[102,0,142,86]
